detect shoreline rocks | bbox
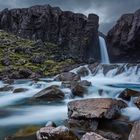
[33,85,65,101]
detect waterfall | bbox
[99,36,110,64]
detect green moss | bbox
[44,59,75,76]
[14,126,41,137]
[0,30,76,77]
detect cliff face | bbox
[107,9,140,63]
[0,5,100,63]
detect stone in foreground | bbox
[68,98,127,119]
[128,121,140,140]
[81,132,109,140]
[36,125,78,140]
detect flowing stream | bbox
[0,64,140,138]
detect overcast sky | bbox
[0,0,140,33]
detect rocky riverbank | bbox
[1,64,140,140]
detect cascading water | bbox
[99,36,110,64]
[0,64,140,138]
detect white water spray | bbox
[99,36,110,64]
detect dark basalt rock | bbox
[55,72,80,82]
[67,118,98,131]
[128,121,140,140]
[107,9,140,63]
[13,88,28,93]
[77,67,89,77]
[0,5,100,63]
[33,85,65,101]
[71,82,87,97]
[119,89,140,101]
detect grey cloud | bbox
[0,0,140,33]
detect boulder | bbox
[67,118,98,131]
[55,72,80,82]
[36,125,78,140]
[81,132,109,140]
[33,85,65,101]
[77,67,89,77]
[13,88,28,93]
[18,68,32,78]
[98,119,132,140]
[119,89,140,101]
[71,83,87,97]
[68,98,127,119]
[128,121,140,140]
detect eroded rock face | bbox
[68,98,127,119]
[128,121,140,140]
[107,9,140,63]
[0,5,100,63]
[81,132,109,140]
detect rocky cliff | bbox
[0,5,100,63]
[107,9,140,63]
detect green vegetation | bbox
[14,125,41,137]
[0,30,75,77]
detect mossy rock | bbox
[5,126,41,140]
[0,30,76,78]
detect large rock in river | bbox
[33,85,65,101]
[68,98,127,119]
[55,72,80,82]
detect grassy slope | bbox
[0,30,75,77]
